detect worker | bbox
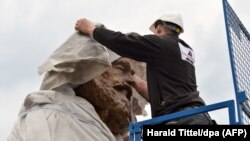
[75,11,216,124]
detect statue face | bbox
[105,57,135,100]
[75,58,135,134]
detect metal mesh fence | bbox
[223,0,250,124]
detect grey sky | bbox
[0,0,249,140]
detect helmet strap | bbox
[162,22,181,34]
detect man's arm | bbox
[75,18,162,63]
[131,74,149,102]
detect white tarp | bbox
[8,32,122,141]
[8,85,116,141]
[38,32,120,90]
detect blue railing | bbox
[129,100,236,141]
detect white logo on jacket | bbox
[178,43,195,66]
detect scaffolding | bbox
[223,0,250,124]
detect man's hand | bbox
[75,18,96,37]
[129,73,149,101]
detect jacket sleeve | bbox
[93,27,162,63]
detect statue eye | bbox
[112,59,131,73]
[115,65,125,71]
[115,64,131,74]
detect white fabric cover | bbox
[38,32,120,90]
[8,32,122,141]
[7,85,116,141]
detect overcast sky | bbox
[0,0,249,140]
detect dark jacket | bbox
[93,27,205,117]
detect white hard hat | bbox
[149,11,184,33]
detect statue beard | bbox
[75,75,132,135]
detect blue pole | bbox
[222,0,241,124]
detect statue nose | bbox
[125,73,135,85]
[113,83,133,100]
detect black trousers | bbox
[162,105,217,125]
